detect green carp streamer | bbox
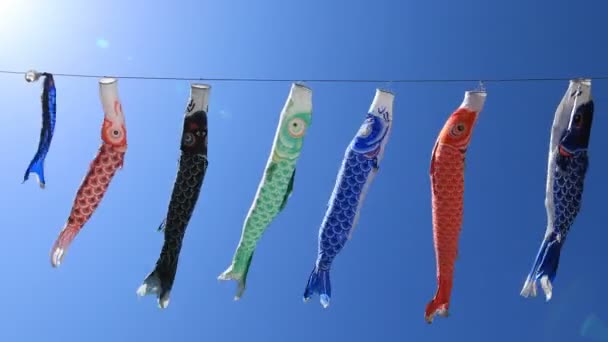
[218,83,312,299]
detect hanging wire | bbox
[1,69,608,83]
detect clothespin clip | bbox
[476,80,486,93]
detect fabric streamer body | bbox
[520,79,594,301]
[218,83,312,299]
[137,84,210,309]
[24,72,56,188]
[303,89,393,308]
[425,90,486,323]
[50,78,127,267]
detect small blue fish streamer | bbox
[24,70,56,188]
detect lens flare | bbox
[581,314,608,341]
[96,38,110,49]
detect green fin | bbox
[265,162,278,182]
[234,250,255,300]
[218,249,255,300]
[279,169,296,212]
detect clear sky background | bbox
[0,0,607,341]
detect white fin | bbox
[520,277,538,298]
[540,275,553,301]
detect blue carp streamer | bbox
[24,71,56,188]
[303,89,393,308]
[521,79,594,301]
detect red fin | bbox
[50,225,79,267]
[425,285,450,323]
[430,139,440,174]
[559,146,572,157]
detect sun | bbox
[0,0,17,13]
[0,0,35,39]
[0,0,22,27]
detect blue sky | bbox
[0,0,607,341]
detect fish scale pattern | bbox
[24,73,56,187]
[552,150,588,241]
[51,144,125,262]
[430,145,464,290]
[233,159,295,263]
[219,87,312,299]
[153,153,208,291]
[317,152,374,271]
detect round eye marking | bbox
[183,132,195,146]
[573,114,583,127]
[287,118,306,137]
[359,123,372,137]
[450,122,466,136]
[105,123,123,142]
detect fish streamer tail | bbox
[50,224,79,267]
[137,267,172,309]
[303,266,331,308]
[425,279,452,323]
[520,232,563,301]
[218,249,254,300]
[23,158,45,188]
[137,240,179,309]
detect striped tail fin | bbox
[424,279,451,323]
[50,224,79,267]
[218,250,254,300]
[23,158,46,188]
[521,232,563,301]
[137,269,171,309]
[303,267,331,308]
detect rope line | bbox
[2,69,608,83]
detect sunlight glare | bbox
[0,0,34,34]
[0,0,18,16]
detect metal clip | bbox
[25,69,42,83]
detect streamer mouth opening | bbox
[99,77,117,85]
[192,83,211,89]
[293,82,312,92]
[571,78,591,86]
[377,88,394,95]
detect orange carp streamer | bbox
[425,90,486,323]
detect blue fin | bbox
[521,232,563,301]
[23,158,45,188]
[303,267,331,308]
[157,219,167,232]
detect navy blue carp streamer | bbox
[521,79,594,301]
[303,89,393,308]
[23,70,56,188]
[137,84,210,309]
